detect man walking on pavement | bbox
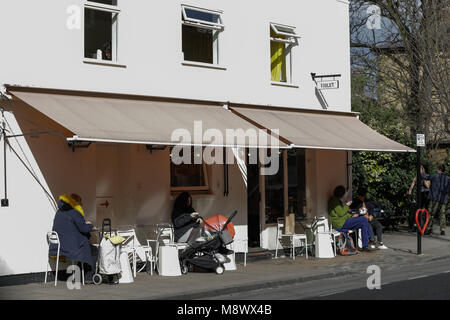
[426,165,449,236]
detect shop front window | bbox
[170,147,209,192]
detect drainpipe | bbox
[1,109,8,207]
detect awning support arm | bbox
[68,141,92,152]
[6,130,63,139]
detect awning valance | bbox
[230,106,415,152]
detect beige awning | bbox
[7,87,285,148]
[230,106,415,152]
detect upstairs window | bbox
[270,23,300,83]
[181,5,224,65]
[84,1,120,61]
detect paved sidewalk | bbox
[1,228,450,300]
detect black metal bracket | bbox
[145,145,166,153]
[311,73,342,81]
[68,141,92,152]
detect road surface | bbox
[203,258,450,300]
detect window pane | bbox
[170,148,207,189]
[182,25,213,64]
[274,25,296,36]
[270,29,287,82]
[184,8,220,24]
[270,43,286,82]
[84,8,117,60]
[171,163,205,187]
[265,153,284,224]
[89,0,117,5]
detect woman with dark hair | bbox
[328,185,353,229]
[172,192,202,242]
[329,186,376,251]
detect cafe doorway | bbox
[247,151,261,247]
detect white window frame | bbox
[270,22,299,85]
[182,5,224,30]
[83,1,121,63]
[270,22,300,44]
[181,4,224,66]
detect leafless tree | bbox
[350,0,449,149]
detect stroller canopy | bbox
[203,214,235,238]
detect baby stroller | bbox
[92,219,123,285]
[179,210,237,275]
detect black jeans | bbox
[369,219,383,244]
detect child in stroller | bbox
[179,211,237,275]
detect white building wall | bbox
[0,0,351,274]
[0,0,350,111]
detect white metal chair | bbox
[153,223,191,275]
[153,224,189,273]
[117,228,153,277]
[45,231,84,286]
[232,225,248,266]
[309,216,336,258]
[275,218,308,260]
[327,218,343,256]
[329,219,360,254]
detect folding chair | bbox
[117,228,152,277]
[232,225,248,266]
[275,218,308,260]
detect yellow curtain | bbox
[270,31,286,82]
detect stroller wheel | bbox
[215,265,225,275]
[181,264,189,275]
[92,273,102,285]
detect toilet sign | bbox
[316,80,339,90]
[416,134,425,147]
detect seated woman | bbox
[328,186,375,251]
[328,185,353,229]
[49,194,97,283]
[171,192,202,243]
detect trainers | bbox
[362,246,376,252]
[378,244,388,249]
